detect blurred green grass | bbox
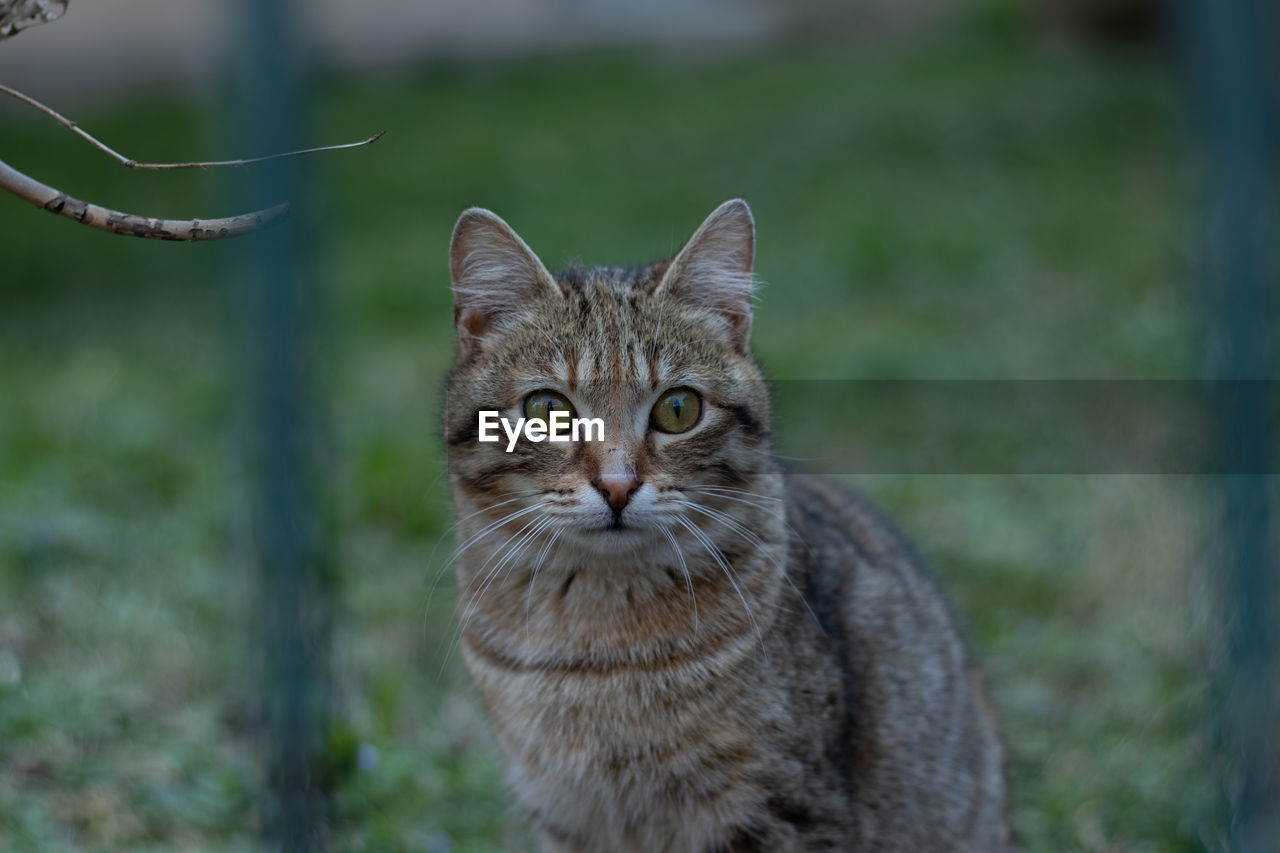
[1,37,1209,851]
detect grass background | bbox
[0,27,1221,852]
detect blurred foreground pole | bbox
[1183,0,1279,849]
[232,0,331,849]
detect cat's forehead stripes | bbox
[547,269,661,401]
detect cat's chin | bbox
[558,523,667,559]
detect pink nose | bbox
[596,475,640,513]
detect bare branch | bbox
[0,83,385,170]
[0,157,289,241]
[0,81,383,240]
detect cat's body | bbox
[443,201,1011,852]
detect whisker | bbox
[524,525,564,644]
[431,505,546,663]
[661,525,698,638]
[457,514,551,621]
[676,499,823,635]
[424,491,541,616]
[443,513,552,675]
[685,487,782,513]
[439,501,545,580]
[462,514,550,599]
[448,490,543,533]
[675,515,768,667]
[423,498,547,652]
[684,486,811,554]
[685,484,782,501]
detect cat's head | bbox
[443,200,776,558]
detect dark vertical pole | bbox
[233,1,331,849]
[1184,0,1278,849]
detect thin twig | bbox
[0,83,385,169]
[0,82,130,161]
[128,130,387,170]
[0,157,288,241]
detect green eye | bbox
[651,387,702,434]
[523,390,575,424]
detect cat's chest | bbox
[466,653,785,853]
[456,545,796,847]
[461,617,778,755]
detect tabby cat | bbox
[442,200,1012,852]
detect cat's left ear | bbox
[654,199,755,347]
[449,207,560,358]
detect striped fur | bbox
[443,201,1013,852]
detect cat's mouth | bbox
[585,508,642,534]
[592,519,634,534]
[578,518,656,544]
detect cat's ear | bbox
[654,199,755,347]
[449,207,559,356]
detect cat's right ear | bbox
[653,199,756,349]
[449,208,559,358]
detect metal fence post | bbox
[232,1,332,849]
[1183,0,1279,848]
